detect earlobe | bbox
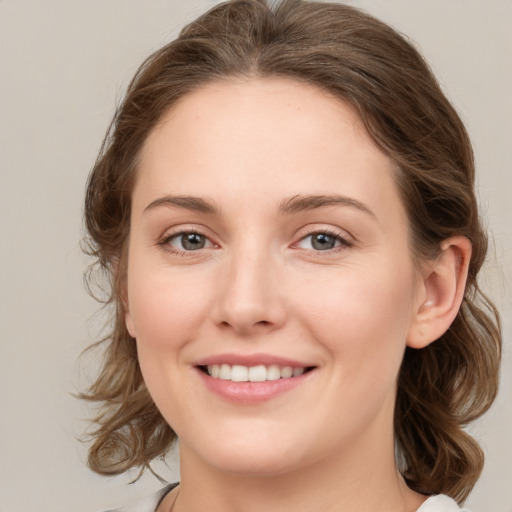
[125,311,136,338]
[407,236,472,349]
[117,262,136,338]
[111,251,136,338]
[122,295,136,338]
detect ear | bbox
[113,251,136,338]
[119,276,136,339]
[407,236,472,349]
[121,276,136,338]
[125,309,136,338]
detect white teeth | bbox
[208,365,220,378]
[231,365,248,382]
[267,365,281,381]
[292,367,305,377]
[280,366,293,378]
[219,364,231,380]
[248,365,267,382]
[205,364,308,382]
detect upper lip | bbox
[194,353,314,368]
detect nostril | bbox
[218,319,272,329]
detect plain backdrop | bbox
[1,1,510,511]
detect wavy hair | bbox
[81,0,501,502]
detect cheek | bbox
[296,261,416,369]
[126,265,212,351]
[126,267,215,427]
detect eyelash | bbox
[294,229,353,254]
[158,229,213,256]
[158,228,353,256]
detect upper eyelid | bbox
[293,224,354,243]
[157,224,354,247]
[161,230,216,247]
[165,230,209,241]
[159,224,216,241]
[299,228,349,238]
[159,230,217,256]
[293,231,353,251]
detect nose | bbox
[212,247,287,337]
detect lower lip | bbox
[196,368,313,404]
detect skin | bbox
[125,78,471,512]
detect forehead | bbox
[134,77,402,223]
[143,77,383,166]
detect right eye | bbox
[161,231,214,253]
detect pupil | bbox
[312,233,335,250]
[182,233,205,250]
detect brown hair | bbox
[82,0,501,502]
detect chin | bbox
[180,428,313,478]
[208,450,305,477]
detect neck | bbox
[172,432,426,512]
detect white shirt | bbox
[102,487,469,512]
[417,494,470,511]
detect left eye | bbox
[296,232,345,251]
[166,232,213,251]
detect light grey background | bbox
[1,1,510,511]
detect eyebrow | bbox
[279,194,375,217]
[144,195,218,214]
[143,193,375,218]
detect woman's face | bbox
[126,78,426,477]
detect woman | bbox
[82,1,501,511]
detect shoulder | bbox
[100,484,176,512]
[417,495,471,512]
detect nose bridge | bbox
[214,236,285,334]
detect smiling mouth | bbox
[198,364,315,382]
